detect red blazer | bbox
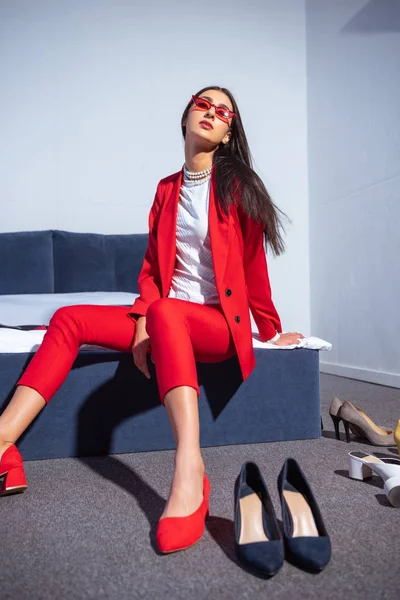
[128,167,281,382]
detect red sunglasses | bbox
[191,95,236,123]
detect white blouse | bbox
[166,174,280,342]
[167,175,219,304]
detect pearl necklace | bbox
[183,164,212,181]
[184,176,211,187]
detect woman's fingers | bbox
[136,353,151,379]
[287,332,304,340]
[132,345,151,379]
[273,332,305,346]
[131,333,152,379]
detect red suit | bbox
[129,167,281,382]
[18,167,281,404]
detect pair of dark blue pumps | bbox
[234,459,331,576]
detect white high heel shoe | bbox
[348,451,400,508]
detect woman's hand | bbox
[273,332,305,346]
[132,316,151,379]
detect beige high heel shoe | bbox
[329,397,395,446]
[329,397,364,440]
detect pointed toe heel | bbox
[234,462,284,577]
[331,398,396,446]
[278,458,331,572]
[339,401,396,446]
[0,445,27,497]
[156,474,210,554]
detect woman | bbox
[0,86,303,553]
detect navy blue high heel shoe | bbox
[278,458,331,572]
[234,462,284,577]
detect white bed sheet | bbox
[0,292,138,326]
[0,292,331,353]
[0,328,332,354]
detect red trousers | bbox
[18,298,236,404]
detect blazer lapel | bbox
[209,170,231,285]
[157,169,182,296]
[157,167,231,298]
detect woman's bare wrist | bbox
[136,316,148,335]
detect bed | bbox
[0,230,322,460]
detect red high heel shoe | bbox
[0,444,27,496]
[156,473,210,553]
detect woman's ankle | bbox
[174,450,204,473]
[0,439,14,459]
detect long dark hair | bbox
[181,86,287,256]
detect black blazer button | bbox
[234,315,240,323]
[225,288,232,297]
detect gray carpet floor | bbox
[1,374,400,600]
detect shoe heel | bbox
[330,415,341,440]
[348,457,373,481]
[1,466,27,496]
[342,420,351,443]
[384,477,400,508]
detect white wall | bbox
[307,0,400,387]
[0,0,310,335]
